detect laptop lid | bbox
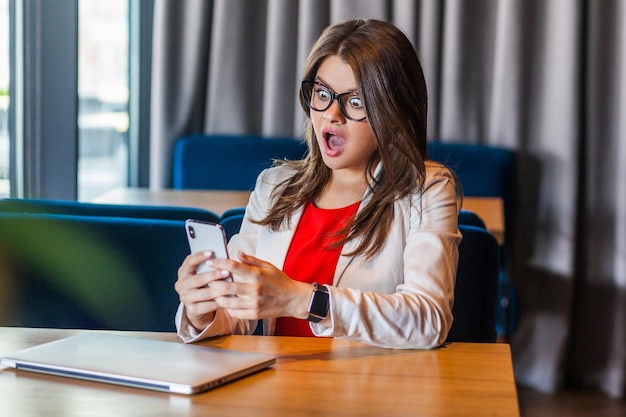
[0,332,276,394]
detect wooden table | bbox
[90,188,251,217]
[91,188,505,243]
[462,196,505,244]
[0,327,519,417]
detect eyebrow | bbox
[314,77,359,94]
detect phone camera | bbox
[188,225,196,239]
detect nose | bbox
[323,98,345,123]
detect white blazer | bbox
[176,161,461,349]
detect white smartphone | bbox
[185,219,232,280]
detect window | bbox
[0,0,9,198]
[78,0,130,201]
[6,0,151,200]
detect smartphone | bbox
[185,219,232,279]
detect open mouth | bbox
[323,130,346,155]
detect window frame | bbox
[12,0,79,199]
[8,0,153,199]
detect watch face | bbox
[309,288,330,318]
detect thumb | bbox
[237,251,270,268]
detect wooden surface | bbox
[91,188,504,243]
[463,196,505,244]
[90,188,251,217]
[0,327,519,417]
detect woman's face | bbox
[310,55,377,176]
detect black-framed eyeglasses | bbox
[300,80,367,122]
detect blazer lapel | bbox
[333,166,381,286]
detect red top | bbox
[274,200,360,337]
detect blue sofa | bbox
[0,212,188,331]
[172,134,308,191]
[428,141,517,338]
[427,141,516,235]
[0,198,224,331]
[0,198,219,223]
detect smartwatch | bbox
[307,283,330,323]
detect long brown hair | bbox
[255,19,430,258]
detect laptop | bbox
[0,332,276,394]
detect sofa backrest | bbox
[172,134,308,190]
[447,224,500,342]
[427,141,516,236]
[0,198,219,224]
[0,212,188,331]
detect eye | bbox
[315,87,331,102]
[347,96,364,109]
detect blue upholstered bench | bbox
[428,141,517,339]
[0,212,188,331]
[0,198,219,224]
[449,224,500,342]
[172,134,308,190]
[427,142,516,230]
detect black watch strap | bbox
[307,283,330,323]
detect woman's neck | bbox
[315,169,367,209]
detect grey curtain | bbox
[150,0,626,399]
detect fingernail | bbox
[203,250,214,258]
[220,270,230,277]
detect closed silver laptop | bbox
[0,332,276,394]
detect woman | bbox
[175,19,462,349]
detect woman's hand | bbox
[174,250,233,331]
[208,251,313,321]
